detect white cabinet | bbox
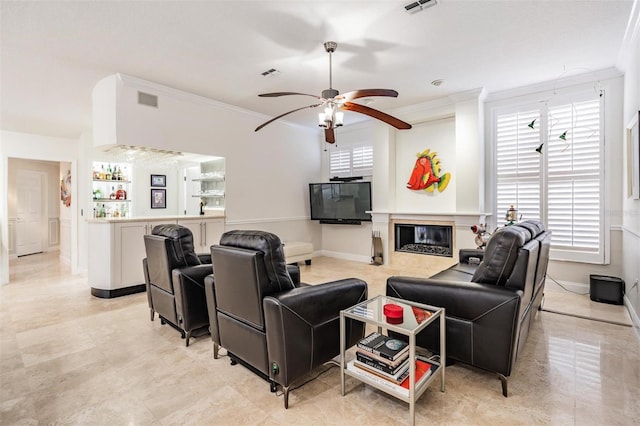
[88,218,175,297]
[87,216,224,298]
[114,220,167,287]
[177,217,225,253]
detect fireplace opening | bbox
[394,224,453,257]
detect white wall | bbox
[395,117,457,212]
[0,131,80,284]
[621,12,640,324]
[92,74,323,248]
[319,123,375,262]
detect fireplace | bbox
[394,223,453,257]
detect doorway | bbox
[16,169,44,256]
[7,159,68,270]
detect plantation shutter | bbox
[494,94,603,262]
[496,110,541,226]
[547,99,601,251]
[329,142,373,177]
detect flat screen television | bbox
[309,182,372,224]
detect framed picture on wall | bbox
[151,189,166,209]
[627,111,639,199]
[151,174,166,187]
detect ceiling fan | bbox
[255,41,412,143]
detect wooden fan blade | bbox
[337,89,398,101]
[258,92,321,99]
[324,127,335,144]
[255,103,322,132]
[341,102,412,129]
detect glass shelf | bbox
[192,177,225,182]
[92,179,132,184]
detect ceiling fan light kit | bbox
[255,41,411,143]
[404,0,437,14]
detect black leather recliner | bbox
[143,224,212,346]
[204,230,368,409]
[386,220,551,397]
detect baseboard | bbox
[319,250,371,264]
[624,295,640,329]
[91,284,146,299]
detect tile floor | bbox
[1,251,639,425]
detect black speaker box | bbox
[589,274,624,305]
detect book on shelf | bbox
[356,350,409,375]
[346,357,436,398]
[353,359,410,384]
[399,358,435,391]
[411,306,433,324]
[356,332,409,362]
[355,348,408,368]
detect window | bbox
[329,141,373,178]
[494,92,604,263]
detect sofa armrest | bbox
[263,278,367,386]
[386,276,522,377]
[172,264,213,331]
[387,276,520,321]
[459,248,484,265]
[197,253,212,264]
[204,274,219,344]
[287,264,301,286]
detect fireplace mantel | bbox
[368,211,492,267]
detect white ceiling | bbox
[0,0,635,139]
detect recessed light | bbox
[431,79,445,87]
[261,68,280,77]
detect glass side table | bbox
[340,295,445,426]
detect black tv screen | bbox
[309,182,372,223]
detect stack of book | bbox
[347,331,435,397]
[354,332,410,384]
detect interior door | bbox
[16,170,43,256]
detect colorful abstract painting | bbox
[406,149,451,193]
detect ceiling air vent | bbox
[137,91,158,108]
[405,0,437,14]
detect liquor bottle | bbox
[106,165,113,180]
[109,186,116,200]
[116,184,126,200]
[100,165,106,180]
[113,206,120,218]
[100,204,106,218]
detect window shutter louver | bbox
[329,142,373,178]
[496,110,541,226]
[494,96,603,262]
[547,100,601,252]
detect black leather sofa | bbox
[205,230,368,408]
[386,220,551,396]
[143,224,213,346]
